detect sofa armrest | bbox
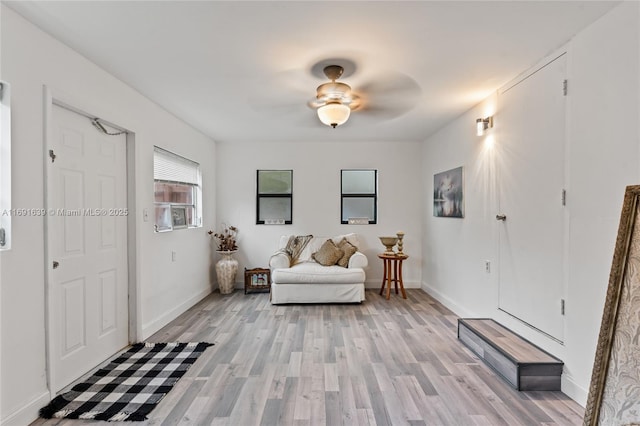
[348,252,368,269]
[269,252,291,269]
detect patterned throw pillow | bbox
[312,239,344,266]
[336,238,358,267]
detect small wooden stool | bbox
[378,253,408,299]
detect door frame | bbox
[42,85,139,398]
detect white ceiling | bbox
[5,1,619,143]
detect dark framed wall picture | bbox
[433,166,464,218]
[171,206,188,229]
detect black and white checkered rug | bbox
[39,342,213,421]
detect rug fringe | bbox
[126,413,149,421]
[108,412,132,421]
[38,395,71,418]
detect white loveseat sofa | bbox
[269,234,368,304]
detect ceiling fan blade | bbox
[247,68,315,113]
[355,72,422,118]
[357,71,421,98]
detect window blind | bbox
[153,147,200,185]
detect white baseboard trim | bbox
[420,281,477,318]
[364,279,421,289]
[141,287,211,340]
[1,390,50,426]
[561,374,588,407]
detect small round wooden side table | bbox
[378,253,409,300]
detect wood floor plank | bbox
[33,289,585,426]
[309,388,326,426]
[394,375,424,421]
[160,379,207,426]
[260,399,281,426]
[226,373,271,426]
[356,408,376,426]
[267,363,288,400]
[361,363,391,426]
[338,376,358,424]
[323,391,341,426]
[399,374,441,423]
[146,376,196,425]
[293,376,312,421]
[372,362,413,425]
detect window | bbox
[341,169,377,224]
[256,170,292,224]
[0,81,11,249]
[153,147,201,232]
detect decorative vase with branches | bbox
[208,224,238,252]
[208,224,238,294]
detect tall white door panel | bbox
[497,54,566,342]
[49,105,129,391]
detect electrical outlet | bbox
[143,208,149,222]
[172,251,177,262]
[485,260,491,273]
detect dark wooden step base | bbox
[458,318,563,391]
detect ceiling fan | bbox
[250,59,422,128]
[308,65,361,128]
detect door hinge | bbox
[561,299,565,315]
[49,149,57,163]
[563,79,568,96]
[562,189,567,206]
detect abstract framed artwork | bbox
[584,185,640,425]
[433,166,464,218]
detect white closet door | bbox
[49,105,129,391]
[497,54,566,342]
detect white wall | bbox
[0,6,216,424]
[216,141,423,288]
[422,1,639,406]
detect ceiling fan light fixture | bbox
[317,102,351,128]
[317,82,351,100]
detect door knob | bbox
[496,214,507,221]
[53,261,60,269]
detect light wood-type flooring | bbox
[32,289,584,425]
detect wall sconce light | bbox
[476,116,493,136]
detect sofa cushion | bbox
[272,263,365,284]
[278,234,360,263]
[331,233,360,247]
[281,234,313,265]
[336,238,358,267]
[312,239,343,266]
[298,237,324,262]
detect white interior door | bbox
[497,54,566,342]
[48,104,129,392]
